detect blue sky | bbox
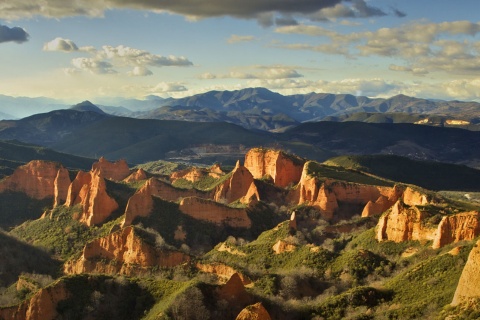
[0,0,479,103]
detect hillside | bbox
[1,147,480,319]
[325,155,480,192]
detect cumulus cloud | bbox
[0,0,403,25]
[310,0,386,21]
[150,82,188,94]
[276,20,480,76]
[71,57,117,74]
[128,66,153,76]
[59,43,193,76]
[198,65,304,80]
[43,37,78,52]
[227,34,256,44]
[0,24,29,43]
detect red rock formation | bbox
[122,178,205,227]
[432,212,480,249]
[0,160,69,200]
[376,200,436,243]
[244,148,305,188]
[179,197,251,228]
[217,273,251,305]
[91,157,130,181]
[291,164,400,219]
[123,168,147,183]
[65,170,118,226]
[235,302,272,320]
[214,161,257,204]
[452,240,480,306]
[209,163,224,178]
[289,211,297,231]
[170,167,205,183]
[53,167,71,207]
[402,187,430,206]
[64,227,190,275]
[196,262,252,285]
[0,281,69,320]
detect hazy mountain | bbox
[70,100,107,114]
[0,94,67,119]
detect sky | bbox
[0,0,480,103]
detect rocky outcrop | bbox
[402,187,431,206]
[244,148,305,188]
[179,197,251,228]
[0,281,69,320]
[123,168,147,183]
[196,262,252,285]
[452,240,480,306]
[361,195,394,217]
[91,157,130,181]
[65,170,118,226]
[170,164,225,183]
[214,161,258,204]
[217,273,251,305]
[64,227,190,275]
[272,240,296,254]
[122,178,205,227]
[236,302,272,320]
[289,211,297,231]
[376,200,436,243]
[53,167,71,207]
[0,160,69,201]
[291,165,401,219]
[432,212,480,249]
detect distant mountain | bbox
[70,101,106,114]
[0,94,67,119]
[0,109,108,145]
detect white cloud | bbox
[43,37,78,52]
[275,20,480,76]
[127,66,153,76]
[227,34,256,44]
[71,57,117,74]
[101,45,192,67]
[150,82,188,94]
[199,65,304,80]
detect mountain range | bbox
[2,88,480,131]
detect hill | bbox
[70,101,106,115]
[0,140,95,177]
[325,154,480,191]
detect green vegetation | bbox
[305,161,393,186]
[135,160,189,175]
[10,205,119,260]
[171,172,232,192]
[57,274,154,320]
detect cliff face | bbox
[0,281,69,320]
[244,148,305,188]
[0,160,69,201]
[179,197,251,228]
[170,164,225,183]
[122,178,205,227]
[64,227,190,275]
[376,200,436,243]
[65,170,118,226]
[214,161,257,204]
[235,302,272,320]
[53,167,71,207]
[291,165,400,219]
[432,212,480,249]
[452,240,480,305]
[91,157,131,181]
